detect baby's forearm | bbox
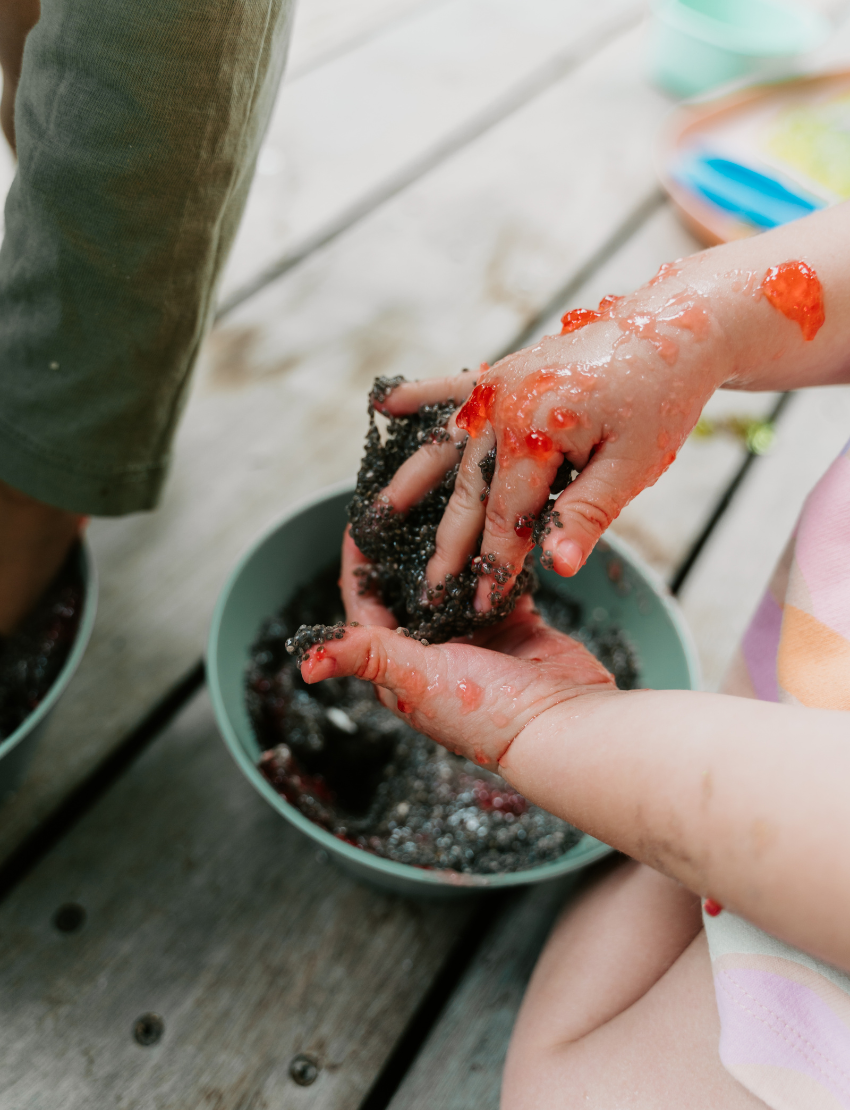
[500,689,850,970]
[666,202,850,393]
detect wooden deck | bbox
[0,0,849,1105]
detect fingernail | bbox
[301,655,337,683]
[553,539,583,577]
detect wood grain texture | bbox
[285,0,442,80]
[0,690,475,1110]
[219,0,641,301]
[387,876,579,1110]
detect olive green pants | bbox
[0,0,294,514]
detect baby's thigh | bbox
[505,930,767,1110]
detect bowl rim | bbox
[651,0,829,57]
[0,535,99,762]
[207,480,701,890]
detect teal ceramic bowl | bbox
[649,0,829,98]
[208,482,700,899]
[0,539,98,801]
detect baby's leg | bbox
[503,859,766,1109]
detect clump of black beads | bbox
[285,622,348,667]
[347,376,542,644]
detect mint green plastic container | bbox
[0,539,98,801]
[649,0,829,98]
[208,482,700,899]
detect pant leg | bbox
[0,0,294,515]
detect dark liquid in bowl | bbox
[247,564,638,875]
[0,549,84,741]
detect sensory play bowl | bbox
[208,482,700,899]
[0,538,98,801]
[648,0,829,99]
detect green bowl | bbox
[208,482,700,898]
[649,0,829,98]
[0,539,98,801]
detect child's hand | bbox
[306,564,617,772]
[375,272,729,608]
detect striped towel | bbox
[706,436,850,1109]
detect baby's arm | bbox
[300,622,850,973]
[379,202,850,605]
[504,689,850,969]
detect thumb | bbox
[541,444,648,576]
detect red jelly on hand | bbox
[560,307,602,335]
[456,382,497,437]
[704,898,723,917]
[761,260,825,342]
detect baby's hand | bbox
[377,265,727,608]
[300,587,617,772]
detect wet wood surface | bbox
[1,0,850,1105]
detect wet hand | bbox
[299,591,617,772]
[377,268,727,608]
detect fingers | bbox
[381,432,464,514]
[299,625,508,768]
[425,426,494,589]
[540,443,643,576]
[474,452,564,610]
[339,527,398,628]
[379,372,478,415]
[298,623,586,771]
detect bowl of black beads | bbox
[209,471,700,898]
[0,539,98,800]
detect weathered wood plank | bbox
[387,876,578,1110]
[678,384,850,690]
[220,0,641,300]
[285,0,442,80]
[0,24,676,867]
[0,690,475,1110]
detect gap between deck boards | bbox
[217,6,643,319]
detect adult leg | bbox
[0,479,83,634]
[0,0,39,150]
[502,860,766,1109]
[0,0,295,628]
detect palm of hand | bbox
[308,534,616,770]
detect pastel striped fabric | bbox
[705,436,850,1109]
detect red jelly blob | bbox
[315,646,327,658]
[514,516,533,539]
[550,407,579,430]
[704,898,723,917]
[760,260,825,341]
[525,430,554,458]
[456,382,496,437]
[396,698,411,714]
[598,293,624,313]
[560,307,601,335]
[457,678,484,713]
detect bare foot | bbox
[0,479,85,636]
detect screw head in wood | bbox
[133,1013,164,1046]
[289,1054,319,1086]
[53,903,86,933]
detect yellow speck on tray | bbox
[765,94,850,199]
